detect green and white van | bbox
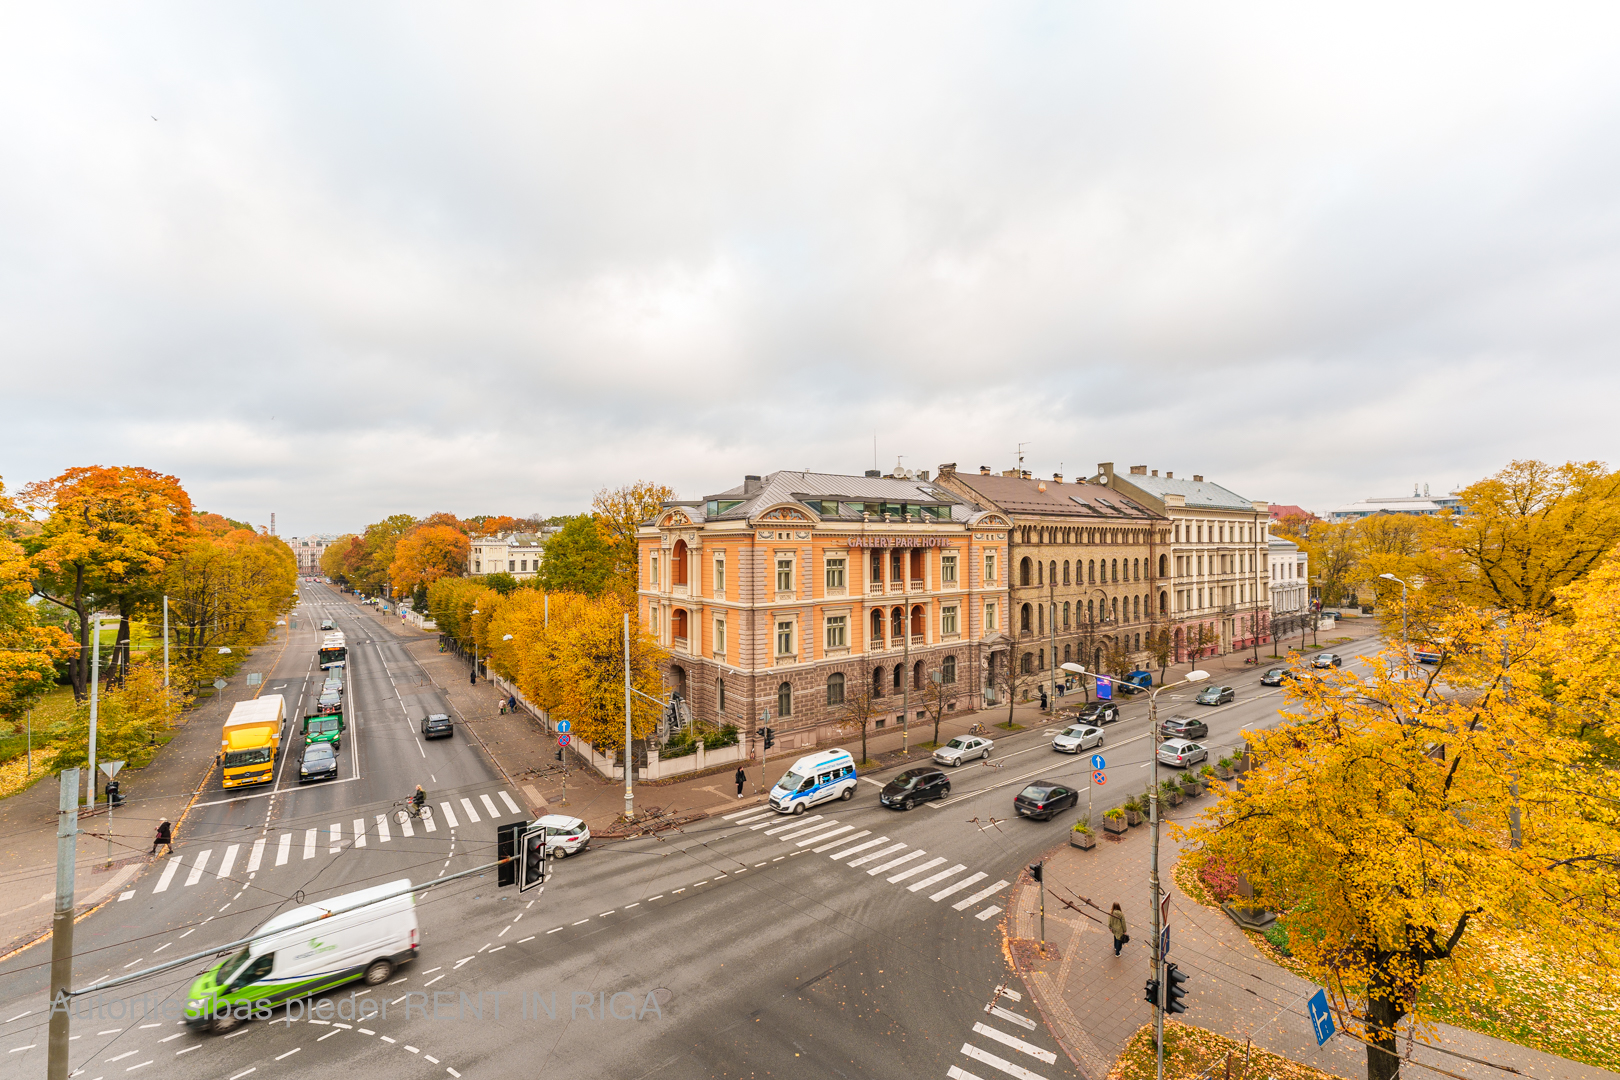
[185,879,418,1032]
[302,712,344,749]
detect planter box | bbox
[1181,781,1204,797]
[1213,765,1232,780]
[1164,791,1183,807]
[1102,816,1128,835]
[1124,809,1143,827]
[1069,831,1096,850]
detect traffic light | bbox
[762,727,775,750]
[1028,861,1043,883]
[519,827,548,892]
[1144,978,1160,1006]
[1164,963,1189,1014]
[496,821,523,888]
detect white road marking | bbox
[775,819,841,842]
[762,815,820,835]
[246,839,265,873]
[216,844,238,879]
[908,863,967,891]
[798,824,853,846]
[976,906,1002,921]
[953,880,1011,911]
[721,807,769,820]
[498,790,523,815]
[988,1005,1035,1030]
[376,815,391,842]
[811,830,870,852]
[947,1068,989,1080]
[401,814,415,837]
[996,987,1022,1002]
[829,837,889,861]
[440,803,460,828]
[184,850,212,886]
[480,793,500,818]
[930,872,988,902]
[459,798,480,823]
[846,843,907,868]
[329,822,342,853]
[153,858,182,893]
[353,819,367,847]
[888,856,945,883]
[959,1043,1047,1080]
[972,1022,1056,1063]
[868,850,927,875]
[303,829,317,860]
[275,833,291,866]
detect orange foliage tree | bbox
[389,525,470,597]
[0,477,76,719]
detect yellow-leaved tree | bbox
[388,524,470,597]
[0,477,76,719]
[1179,603,1620,1080]
[592,481,675,602]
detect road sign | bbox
[1090,754,1106,770]
[212,679,228,691]
[1307,988,1336,1046]
[99,760,124,779]
[246,673,261,686]
[1159,926,1170,958]
[1092,770,1107,786]
[557,721,571,733]
[557,733,572,746]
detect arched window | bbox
[1134,633,1141,651]
[1133,595,1141,620]
[1063,561,1071,585]
[1111,597,1119,621]
[1111,559,1119,582]
[910,605,924,637]
[1021,652,1033,674]
[1133,558,1140,581]
[893,664,903,690]
[671,608,689,640]
[891,607,904,640]
[1037,604,1044,633]
[1020,557,1032,586]
[777,681,792,718]
[1038,648,1045,670]
[943,655,957,684]
[1159,591,1168,614]
[717,678,726,713]
[913,660,924,689]
[873,667,884,698]
[1049,561,1057,586]
[1020,603,1032,632]
[672,539,689,586]
[1087,599,1095,622]
[1037,560,1044,586]
[871,608,885,645]
[1062,601,1071,629]
[1088,560,1096,584]
[1159,554,1168,577]
[826,672,845,707]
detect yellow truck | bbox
[221,695,285,788]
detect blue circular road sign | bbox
[1090,754,1106,770]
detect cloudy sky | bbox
[3,3,1618,535]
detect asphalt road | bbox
[0,600,1385,1080]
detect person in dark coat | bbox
[1039,687,1049,710]
[735,767,747,798]
[1109,903,1128,955]
[151,818,173,856]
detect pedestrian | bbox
[508,694,517,713]
[735,766,747,799]
[1039,687,1049,710]
[1109,902,1129,955]
[151,818,173,857]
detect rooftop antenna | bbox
[1016,442,1029,478]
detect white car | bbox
[934,735,993,766]
[1051,724,1104,754]
[533,814,590,857]
[1157,739,1208,768]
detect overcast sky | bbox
[3,3,1618,535]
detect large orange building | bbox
[638,470,1011,757]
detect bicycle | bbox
[393,799,435,826]
[968,722,989,736]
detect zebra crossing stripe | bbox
[829,837,889,861]
[888,856,945,883]
[153,857,182,893]
[988,1006,1036,1031]
[867,850,927,876]
[329,823,342,853]
[721,806,768,820]
[947,1066,990,1080]
[498,790,523,815]
[421,809,435,833]
[184,851,211,887]
[246,838,265,873]
[959,1043,1047,1080]
[276,834,292,866]
[353,819,367,847]
[811,830,870,853]
[976,906,1002,921]
[303,829,316,860]
[908,863,966,892]
[773,818,836,841]
[731,810,776,826]
[401,814,415,837]
[216,844,239,879]
[376,814,391,842]
[971,1022,1056,1064]
[799,825,853,847]
[480,793,500,818]
[952,880,1010,911]
[459,798,480,824]
[930,872,987,902]
[846,843,907,868]
[763,816,819,836]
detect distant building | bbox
[1268,504,1312,522]
[1330,485,1462,523]
[469,531,555,580]
[1267,535,1309,622]
[286,534,340,575]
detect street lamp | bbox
[1379,573,1409,675]
[469,609,481,684]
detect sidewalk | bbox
[1001,787,1615,1080]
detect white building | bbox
[285,534,340,575]
[1330,485,1462,523]
[1268,535,1309,620]
[468,531,555,580]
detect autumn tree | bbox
[22,466,196,698]
[0,477,77,718]
[388,524,469,596]
[537,515,615,597]
[1542,548,1620,765]
[593,481,675,600]
[1145,628,1173,683]
[160,527,297,692]
[835,679,884,765]
[917,667,956,748]
[1181,607,1620,1080]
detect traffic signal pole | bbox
[47,768,80,1080]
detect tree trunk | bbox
[1363,988,1404,1080]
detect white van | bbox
[768,749,858,814]
[184,878,419,1031]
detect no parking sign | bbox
[1092,770,1107,785]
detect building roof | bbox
[1268,537,1300,554]
[1108,472,1256,512]
[657,470,988,525]
[1268,504,1311,520]
[1330,497,1452,517]
[942,472,1160,521]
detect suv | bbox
[934,735,993,766]
[1075,701,1120,725]
[1157,739,1207,768]
[533,814,590,857]
[880,767,950,810]
[421,713,455,739]
[1159,715,1208,740]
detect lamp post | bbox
[469,609,481,684]
[1379,573,1409,675]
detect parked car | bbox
[533,814,590,857]
[1051,724,1105,754]
[1195,685,1235,706]
[880,767,951,810]
[421,713,455,739]
[1075,702,1120,725]
[1259,668,1289,686]
[934,735,993,766]
[1313,652,1344,668]
[1159,715,1209,740]
[1119,670,1154,694]
[1157,739,1208,768]
[298,741,339,783]
[1013,781,1080,821]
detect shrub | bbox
[1072,813,1093,835]
[1199,857,1241,902]
[660,723,740,759]
[1103,807,1125,822]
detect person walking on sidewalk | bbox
[1108,902,1128,955]
[151,818,173,857]
[735,767,747,798]
[1039,687,1049,711]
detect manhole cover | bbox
[650,988,672,1007]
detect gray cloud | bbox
[3,2,1619,534]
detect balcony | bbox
[868,582,885,595]
[910,579,925,592]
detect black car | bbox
[1259,668,1289,687]
[880,767,950,810]
[1159,715,1209,740]
[1013,782,1079,822]
[1076,701,1120,725]
[316,689,342,714]
[1312,652,1344,668]
[298,742,338,783]
[421,713,455,739]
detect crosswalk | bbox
[946,986,1063,1080]
[135,788,530,899]
[720,806,1010,920]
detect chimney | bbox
[744,474,763,493]
[1193,474,1204,482]
[1165,472,1173,479]
[937,463,957,478]
[917,470,930,482]
[1151,470,1159,477]
[980,466,991,475]
[1002,469,1019,477]
[1052,473,1063,484]
[1020,470,1032,480]
[864,469,881,478]
[1129,465,1147,475]
[1096,462,1115,483]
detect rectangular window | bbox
[941,554,958,584]
[776,557,794,593]
[776,620,794,656]
[984,552,997,583]
[825,616,847,649]
[825,557,846,591]
[651,555,659,585]
[713,554,725,596]
[985,603,998,631]
[520,560,528,572]
[651,607,660,635]
[474,561,481,573]
[714,618,726,658]
[942,606,958,635]
[508,560,515,572]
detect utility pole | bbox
[47,767,80,1080]
[1048,574,1056,711]
[162,595,170,690]
[902,584,911,754]
[87,615,107,809]
[623,612,634,822]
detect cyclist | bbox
[412,785,426,812]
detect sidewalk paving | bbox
[1002,791,1616,1080]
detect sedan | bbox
[421,713,455,739]
[934,735,993,766]
[1013,782,1080,821]
[1313,652,1344,668]
[1051,724,1105,754]
[534,814,590,857]
[1259,668,1289,687]
[880,767,951,810]
[298,742,339,783]
[1157,739,1208,768]
[1159,715,1208,740]
[316,689,342,714]
[1075,702,1120,725]
[1195,685,1235,706]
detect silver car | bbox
[934,735,993,766]
[1157,738,1208,768]
[1051,724,1104,754]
